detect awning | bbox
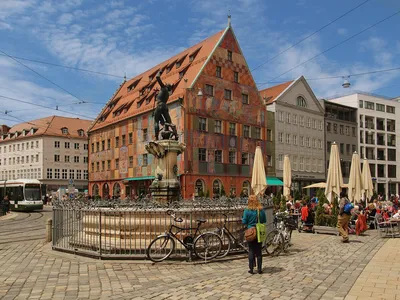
[125,176,155,181]
[266,177,283,186]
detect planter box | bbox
[314,225,339,236]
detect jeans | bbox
[248,240,262,271]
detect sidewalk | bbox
[346,238,400,300]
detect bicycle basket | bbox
[284,218,297,230]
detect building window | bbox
[143,154,148,166]
[307,118,311,128]
[339,125,344,134]
[65,142,70,148]
[340,143,344,155]
[293,135,297,145]
[333,123,338,133]
[229,151,236,164]
[365,101,374,110]
[299,157,304,171]
[69,170,74,179]
[241,153,249,165]
[229,123,236,135]
[84,170,88,180]
[115,159,119,169]
[74,143,79,150]
[313,119,317,129]
[306,137,310,147]
[224,89,232,100]
[267,129,272,141]
[345,126,350,135]
[55,169,60,179]
[286,134,290,144]
[278,111,284,122]
[227,50,232,61]
[143,129,148,142]
[91,143,94,153]
[36,141,39,148]
[242,93,249,104]
[65,156,70,163]
[54,155,60,162]
[96,162,99,171]
[91,163,94,172]
[78,130,84,137]
[129,156,133,168]
[129,133,133,144]
[215,150,222,163]
[243,125,250,138]
[199,148,206,161]
[387,105,395,114]
[62,169,67,179]
[296,96,307,107]
[107,160,111,170]
[267,155,272,167]
[278,154,283,170]
[278,133,283,143]
[318,139,322,149]
[115,137,119,148]
[47,169,52,179]
[199,117,207,131]
[376,103,385,112]
[286,113,290,123]
[359,100,363,108]
[84,157,88,163]
[254,127,261,139]
[234,71,239,83]
[215,120,222,134]
[299,116,304,126]
[216,66,222,78]
[346,144,350,155]
[205,84,214,96]
[76,170,82,179]
[96,142,99,152]
[293,115,297,125]
[36,154,39,162]
[54,141,60,148]
[62,128,68,134]
[74,156,79,163]
[122,135,126,146]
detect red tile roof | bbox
[259,80,293,104]
[90,28,227,132]
[0,116,92,143]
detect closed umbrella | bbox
[283,155,292,199]
[251,146,267,196]
[348,152,362,203]
[362,158,373,201]
[325,142,343,202]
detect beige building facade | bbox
[0,116,91,192]
[261,76,325,194]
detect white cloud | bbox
[58,13,74,25]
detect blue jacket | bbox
[242,209,267,229]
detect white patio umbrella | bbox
[283,155,292,199]
[325,142,343,202]
[251,146,267,196]
[362,158,374,202]
[348,152,362,203]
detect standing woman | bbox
[242,195,266,274]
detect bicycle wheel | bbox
[264,230,283,256]
[216,229,231,258]
[146,235,175,262]
[194,232,222,260]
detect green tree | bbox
[280,195,287,212]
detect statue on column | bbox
[153,71,178,141]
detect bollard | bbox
[46,218,52,243]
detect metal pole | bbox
[99,210,102,258]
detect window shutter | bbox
[193,148,199,161]
[193,116,199,131]
[249,126,253,138]
[208,119,214,134]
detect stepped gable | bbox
[90,29,226,132]
[259,80,293,104]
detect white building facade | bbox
[0,116,91,192]
[328,93,400,198]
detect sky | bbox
[0,0,400,126]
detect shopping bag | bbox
[256,210,266,243]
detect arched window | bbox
[102,183,110,198]
[113,183,121,198]
[195,179,205,196]
[213,179,222,197]
[296,96,307,108]
[92,184,99,196]
[242,181,250,196]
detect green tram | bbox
[0,179,43,211]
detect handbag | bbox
[256,210,267,243]
[245,227,257,242]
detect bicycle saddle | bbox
[197,218,206,223]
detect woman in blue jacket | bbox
[242,195,266,274]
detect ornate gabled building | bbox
[88,23,268,199]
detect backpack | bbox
[344,202,354,214]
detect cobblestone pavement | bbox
[345,238,400,300]
[0,211,387,300]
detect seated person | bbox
[323,203,332,215]
[392,210,400,219]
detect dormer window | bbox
[22,129,27,136]
[61,127,68,135]
[149,76,153,81]
[78,129,84,137]
[176,61,181,68]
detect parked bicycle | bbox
[264,212,296,256]
[146,210,222,262]
[215,213,249,257]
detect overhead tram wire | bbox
[0,53,125,79]
[258,10,400,88]
[0,48,88,104]
[0,95,95,120]
[251,0,372,72]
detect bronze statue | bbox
[153,71,178,140]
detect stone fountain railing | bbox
[52,197,273,259]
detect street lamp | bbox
[342,77,351,88]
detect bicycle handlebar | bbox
[166,210,183,223]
